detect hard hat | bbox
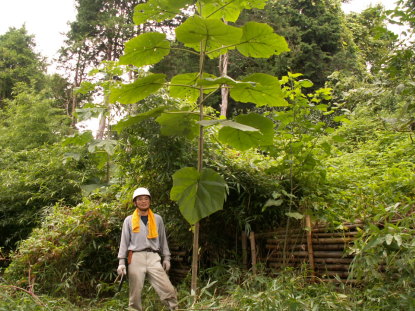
[132,187,151,201]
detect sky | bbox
[0,0,401,73]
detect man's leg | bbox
[128,252,146,311]
[146,252,178,310]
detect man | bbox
[117,187,178,311]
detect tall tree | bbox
[0,26,46,106]
[346,5,398,74]
[58,0,142,127]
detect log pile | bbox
[257,219,363,282]
[169,246,190,283]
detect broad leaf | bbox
[199,0,267,22]
[156,111,200,139]
[198,119,258,132]
[176,16,242,56]
[285,212,304,220]
[62,132,94,146]
[113,106,167,133]
[88,139,118,156]
[230,73,288,107]
[119,33,170,67]
[109,74,166,104]
[170,73,218,102]
[170,167,227,225]
[237,22,289,58]
[197,75,254,88]
[133,0,193,25]
[218,113,274,150]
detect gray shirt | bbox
[117,212,171,265]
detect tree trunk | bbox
[219,52,229,117]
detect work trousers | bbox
[128,251,178,311]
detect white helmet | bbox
[132,187,151,201]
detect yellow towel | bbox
[132,208,158,239]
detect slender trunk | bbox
[242,231,248,269]
[219,52,229,117]
[96,95,109,140]
[191,40,206,299]
[249,231,257,274]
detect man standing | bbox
[117,187,178,310]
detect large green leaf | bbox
[199,0,267,22]
[133,0,194,25]
[169,73,218,102]
[156,111,200,139]
[175,16,242,57]
[237,22,289,58]
[198,119,258,132]
[113,106,167,133]
[109,74,166,104]
[218,113,274,150]
[170,167,227,225]
[230,73,288,107]
[119,33,170,67]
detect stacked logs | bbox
[169,246,190,283]
[257,220,363,282]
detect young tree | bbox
[110,0,290,296]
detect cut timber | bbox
[312,244,346,251]
[267,237,354,244]
[265,257,353,264]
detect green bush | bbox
[4,190,130,299]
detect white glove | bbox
[117,264,127,276]
[162,261,171,272]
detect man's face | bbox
[134,195,150,211]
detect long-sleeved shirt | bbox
[117,212,171,265]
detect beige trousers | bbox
[128,251,178,311]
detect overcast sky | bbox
[0,0,400,73]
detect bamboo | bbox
[242,231,248,269]
[249,231,257,274]
[305,215,315,281]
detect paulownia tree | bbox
[110,0,290,296]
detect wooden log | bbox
[249,231,257,274]
[312,244,345,251]
[264,231,358,240]
[305,215,316,281]
[313,237,355,244]
[267,237,354,244]
[265,257,353,264]
[265,244,307,251]
[171,251,187,256]
[256,223,364,238]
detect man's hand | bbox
[117,264,127,276]
[162,261,171,272]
